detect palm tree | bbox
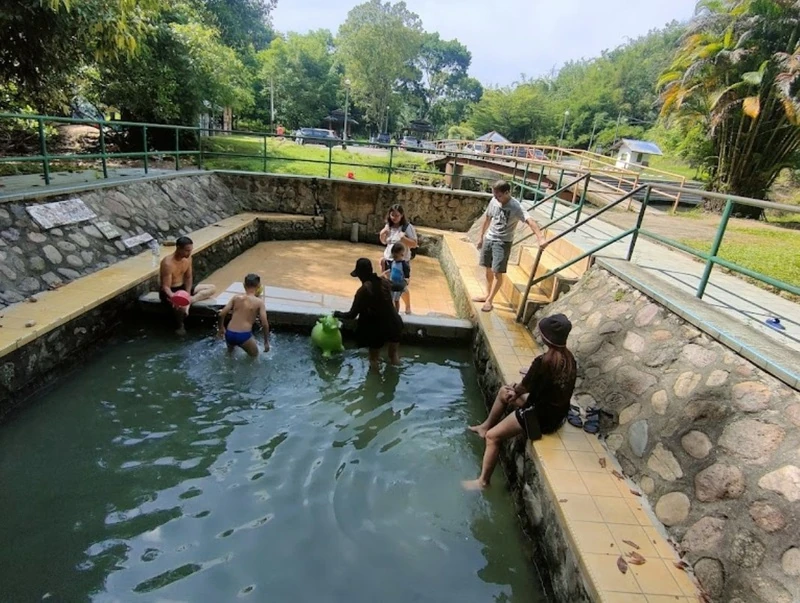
[659,0,800,217]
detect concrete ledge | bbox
[598,257,800,390]
[137,290,473,344]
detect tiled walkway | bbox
[443,231,702,603]
[202,240,458,318]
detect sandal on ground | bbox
[583,406,612,434]
[567,405,583,428]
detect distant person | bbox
[334,258,403,369]
[463,314,576,490]
[276,124,285,139]
[217,273,270,357]
[383,242,411,314]
[473,180,546,312]
[379,204,417,311]
[159,236,216,335]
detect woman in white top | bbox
[379,204,418,314]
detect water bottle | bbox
[149,239,159,268]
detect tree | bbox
[336,0,423,130]
[0,0,159,112]
[203,0,276,51]
[660,0,800,215]
[401,33,482,132]
[257,30,340,128]
[467,82,556,142]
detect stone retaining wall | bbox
[0,220,260,419]
[529,265,800,603]
[0,174,241,308]
[214,172,489,239]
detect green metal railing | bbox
[514,180,800,320]
[0,112,511,191]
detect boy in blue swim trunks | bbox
[217,273,270,356]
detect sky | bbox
[270,0,699,86]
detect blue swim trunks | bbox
[225,329,253,346]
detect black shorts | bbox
[357,316,403,349]
[515,406,565,439]
[159,284,196,305]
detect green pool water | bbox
[0,329,546,602]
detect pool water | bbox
[0,329,547,602]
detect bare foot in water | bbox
[468,424,488,438]
[175,327,187,336]
[462,479,488,491]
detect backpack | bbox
[401,223,418,259]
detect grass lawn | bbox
[202,135,438,185]
[680,224,800,294]
[648,155,706,182]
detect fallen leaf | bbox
[558,498,568,503]
[616,556,628,574]
[630,489,642,497]
[27,296,38,303]
[598,458,607,468]
[673,560,690,571]
[622,539,640,550]
[612,470,624,480]
[627,551,646,565]
[25,320,36,328]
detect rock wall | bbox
[530,266,800,603]
[214,172,489,238]
[0,174,241,308]
[1,172,487,309]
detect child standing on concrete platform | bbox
[383,242,411,314]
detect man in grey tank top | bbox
[473,180,546,312]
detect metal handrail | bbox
[516,184,648,320]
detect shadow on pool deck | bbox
[201,240,458,318]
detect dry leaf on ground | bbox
[612,470,624,480]
[622,539,640,550]
[616,556,628,574]
[598,458,607,468]
[627,551,646,565]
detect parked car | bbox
[400,136,420,151]
[375,133,391,145]
[294,128,340,147]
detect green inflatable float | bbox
[311,314,344,357]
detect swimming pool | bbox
[0,329,546,602]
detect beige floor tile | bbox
[645,597,694,603]
[581,472,624,498]
[627,498,656,527]
[569,450,608,473]
[559,432,596,452]
[558,494,603,523]
[583,553,642,594]
[666,563,701,596]
[547,469,589,495]
[537,448,576,472]
[595,496,640,525]
[533,434,566,451]
[608,524,661,560]
[598,593,648,603]
[570,520,618,555]
[630,558,684,597]
[641,527,680,560]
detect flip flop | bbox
[583,406,612,434]
[481,302,494,312]
[567,404,583,428]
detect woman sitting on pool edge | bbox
[334,258,403,369]
[463,314,577,490]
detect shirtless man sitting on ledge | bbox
[159,236,216,335]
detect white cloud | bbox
[271,0,699,86]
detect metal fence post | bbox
[262,135,267,172]
[99,125,108,179]
[450,157,458,190]
[327,145,333,178]
[575,175,590,225]
[521,162,529,198]
[174,128,180,171]
[142,125,148,174]
[626,185,652,261]
[696,198,733,298]
[387,146,394,184]
[197,127,204,169]
[38,118,50,185]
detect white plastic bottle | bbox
[149,239,159,268]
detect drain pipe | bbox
[350,222,359,243]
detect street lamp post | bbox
[558,110,570,149]
[385,105,390,134]
[343,78,351,149]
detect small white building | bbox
[614,139,663,169]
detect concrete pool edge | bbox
[437,232,703,603]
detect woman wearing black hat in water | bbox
[334,258,404,368]
[463,314,577,490]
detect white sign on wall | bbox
[26,198,97,230]
[122,233,154,248]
